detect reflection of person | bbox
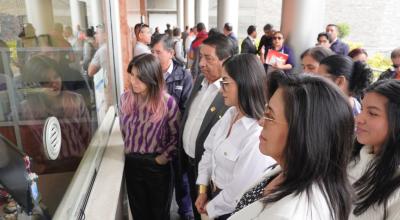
[317,55,372,115]
[20,55,91,173]
[195,54,275,220]
[349,80,400,220]
[230,72,354,220]
[16,23,39,68]
[119,54,180,220]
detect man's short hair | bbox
[224,23,233,32]
[247,25,256,36]
[391,47,400,59]
[326,24,338,31]
[172,27,181,37]
[196,22,206,32]
[263,24,273,32]
[150,34,174,51]
[202,34,234,61]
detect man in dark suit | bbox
[240,25,257,54]
[179,34,233,220]
[326,24,349,56]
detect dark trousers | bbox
[186,155,201,220]
[125,153,173,220]
[172,158,194,217]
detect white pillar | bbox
[90,0,104,27]
[24,0,54,36]
[70,0,88,33]
[195,0,208,28]
[281,0,326,72]
[184,0,195,28]
[217,0,238,34]
[177,0,184,30]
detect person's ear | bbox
[334,75,346,88]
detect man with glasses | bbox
[378,47,400,80]
[179,34,233,220]
[133,23,151,57]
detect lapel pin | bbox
[210,106,216,112]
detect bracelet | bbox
[198,184,207,194]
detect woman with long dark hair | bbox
[195,54,275,220]
[317,54,372,115]
[229,71,354,220]
[119,53,180,220]
[349,79,400,220]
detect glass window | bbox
[0,0,115,217]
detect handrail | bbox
[53,106,116,220]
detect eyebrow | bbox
[366,106,383,111]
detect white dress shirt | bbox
[228,165,331,220]
[133,41,151,57]
[196,107,275,219]
[182,78,221,158]
[348,145,400,220]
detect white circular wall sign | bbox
[42,117,61,160]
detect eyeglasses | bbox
[261,109,287,126]
[219,81,230,91]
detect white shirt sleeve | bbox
[206,128,272,218]
[196,119,222,186]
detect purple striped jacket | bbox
[119,92,180,159]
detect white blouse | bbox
[228,166,332,220]
[348,145,400,220]
[196,107,275,219]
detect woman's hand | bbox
[195,193,208,214]
[155,154,169,165]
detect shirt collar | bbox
[201,77,222,90]
[164,61,174,79]
[230,107,256,130]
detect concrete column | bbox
[24,0,54,36]
[70,0,88,33]
[195,0,208,28]
[217,0,238,34]
[281,0,326,72]
[177,0,184,29]
[184,0,195,28]
[90,0,104,27]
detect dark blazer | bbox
[165,60,193,113]
[178,74,229,170]
[241,37,257,55]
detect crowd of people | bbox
[121,21,400,220]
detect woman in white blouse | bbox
[349,79,400,220]
[229,72,354,220]
[195,54,275,220]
